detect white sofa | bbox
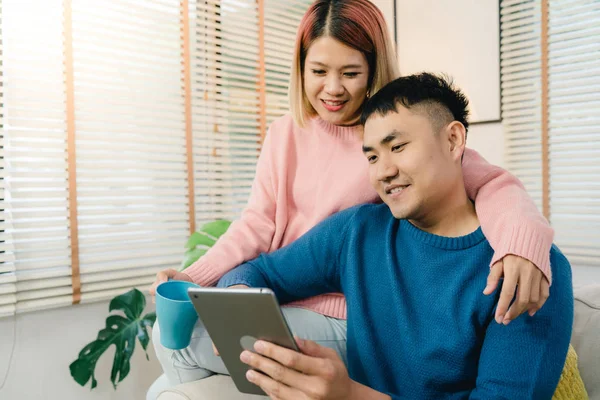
[157,284,600,400]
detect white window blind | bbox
[0,1,14,318]
[72,0,189,303]
[501,0,600,271]
[500,0,544,210]
[191,0,262,223]
[191,0,311,223]
[548,0,600,268]
[264,0,309,127]
[0,0,312,316]
[2,0,72,315]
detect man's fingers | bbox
[241,350,312,391]
[254,340,327,376]
[484,261,504,295]
[495,271,517,324]
[296,337,337,360]
[245,369,299,400]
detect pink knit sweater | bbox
[186,115,554,319]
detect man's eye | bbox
[392,144,406,152]
[367,155,377,164]
[312,69,326,75]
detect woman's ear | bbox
[446,121,467,161]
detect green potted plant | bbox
[69,220,231,390]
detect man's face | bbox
[362,105,459,221]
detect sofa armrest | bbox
[157,375,268,400]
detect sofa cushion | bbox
[553,344,588,399]
[572,284,600,399]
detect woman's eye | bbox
[312,69,326,75]
[344,72,359,78]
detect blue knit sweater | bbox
[219,204,573,399]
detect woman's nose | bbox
[324,75,344,96]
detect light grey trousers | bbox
[146,307,347,400]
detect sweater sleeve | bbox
[462,148,555,283]
[217,208,354,304]
[184,126,279,286]
[469,247,573,399]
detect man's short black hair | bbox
[360,72,470,133]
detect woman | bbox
[147,0,554,397]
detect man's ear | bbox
[445,121,467,161]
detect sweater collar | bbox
[401,219,485,250]
[313,117,363,141]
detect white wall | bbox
[467,123,505,168]
[0,300,161,400]
[395,0,501,124]
[391,0,504,166]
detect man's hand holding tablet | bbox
[240,337,391,400]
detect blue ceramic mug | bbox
[155,280,200,350]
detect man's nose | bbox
[377,158,399,181]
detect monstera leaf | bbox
[196,220,231,240]
[181,220,232,271]
[70,220,230,390]
[69,289,156,390]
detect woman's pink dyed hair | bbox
[289,0,399,127]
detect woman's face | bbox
[303,36,370,126]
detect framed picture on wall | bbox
[396,0,501,124]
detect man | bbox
[218,73,573,399]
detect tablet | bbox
[187,287,299,396]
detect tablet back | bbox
[188,287,298,396]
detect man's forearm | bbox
[218,207,351,301]
[217,262,269,288]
